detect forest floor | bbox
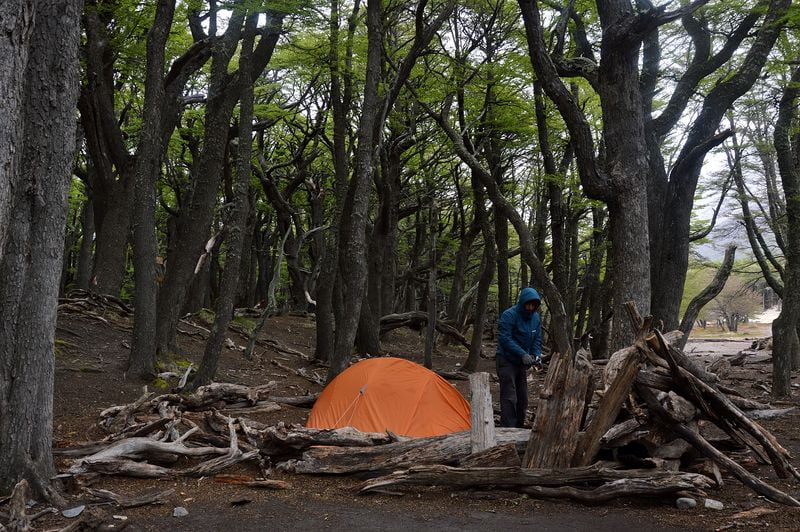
[37,308,800,531]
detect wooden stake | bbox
[469,372,496,454]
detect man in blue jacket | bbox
[496,287,542,428]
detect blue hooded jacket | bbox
[496,287,542,363]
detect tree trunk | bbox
[424,200,438,369]
[328,0,383,380]
[648,0,790,328]
[0,0,81,499]
[76,196,95,290]
[128,0,177,380]
[90,181,132,295]
[0,0,33,265]
[192,15,257,388]
[156,10,283,356]
[463,192,496,372]
[314,0,357,363]
[771,65,800,398]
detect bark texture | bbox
[772,65,800,397]
[0,0,82,499]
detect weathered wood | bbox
[85,487,175,508]
[747,407,796,420]
[518,477,705,503]
[653,437,693,460]
[213,474,290,490]
[727,395,771,411]
[646,332,719,384]
[523,349,592,468]
[100,389,154,433]
[181,418,258,477]
[222,401,281,415]
[637,383,800,507]
[73,458,172,478]
[7,480,31,532]
[435,369,471,381]
[359,463,713,498]
[469,372,496,453]
[69,428,228,474]
[270,360,325,386]
[707,356,731,379]
[600,418,646,447]
[573,346,642,466]
[459,443,520,468]
[659,391,697,424]
[653,330,800,481]
[280,428,530,474]
[269,394,319,408]
[254,424,395,456]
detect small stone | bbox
[704,498,724,511]
[62,505,86,518]
[676,497,697,510]
[173,506,189,518]
[113,515,128,521]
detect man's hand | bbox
[521,354,534,367]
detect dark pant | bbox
[496,355,528,428]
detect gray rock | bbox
[704,498,724,510]
[173,506,189,518]
[62,505,85,518]
[675,497,697,510]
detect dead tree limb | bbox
[379,311,471,349]
[677,246,737,349]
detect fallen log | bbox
[254,424,395,456]
[214,475,290,490]
[458,443,520,468]
[270,360,325,386]
[85,488,175,508]
[379,311,471,349]
[279,428,530,474]
[359,463,713,498]
[269,394,319,408]
[518,477,705,504]
[747,407,796,420]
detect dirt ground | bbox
[32,309,800,530]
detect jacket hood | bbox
[517,287,541,307]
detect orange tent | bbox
[306,357,471,437]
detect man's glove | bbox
[521,354,534,367]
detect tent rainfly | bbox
[306,357,471,437]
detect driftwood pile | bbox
[52,306,800,508]
[340,304,799,505]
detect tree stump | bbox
[523,349,592,468]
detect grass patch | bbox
[232,315,256,331]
